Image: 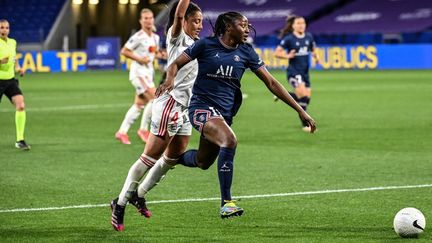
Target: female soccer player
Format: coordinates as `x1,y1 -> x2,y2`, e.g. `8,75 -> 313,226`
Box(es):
0,19 -> 30,150
274,16 -> 320,132
152,12 -> 316,218
115,8 -> 161,145
110,0 -> 203,231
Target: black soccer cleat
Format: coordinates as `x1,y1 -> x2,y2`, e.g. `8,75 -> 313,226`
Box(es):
128,191 -> 152,218
15,140 -> 31,150
110,198 -> 125,231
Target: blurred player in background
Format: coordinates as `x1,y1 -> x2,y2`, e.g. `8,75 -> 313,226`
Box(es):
115,8 -> 161,145
110,0 -> 202,231
274,16 -> 320,132
0,19 -> 30,150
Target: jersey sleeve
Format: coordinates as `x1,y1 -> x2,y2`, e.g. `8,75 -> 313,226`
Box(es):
168,26 -> 186,46
278,36 -> 291,50
124,34 -> 140,50
183,38 -> 205,60
247,45 -> 265,72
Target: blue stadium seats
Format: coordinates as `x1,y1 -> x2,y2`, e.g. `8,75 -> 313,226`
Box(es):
0,0 -> 66,43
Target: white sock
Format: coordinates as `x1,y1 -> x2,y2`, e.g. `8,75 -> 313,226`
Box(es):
137,155 -> 176,197
117,154 -> 157,206
140,101 -> 153,131
119,104 -> 142,134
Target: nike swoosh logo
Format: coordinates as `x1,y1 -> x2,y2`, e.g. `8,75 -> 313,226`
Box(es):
413,220 -> 425,231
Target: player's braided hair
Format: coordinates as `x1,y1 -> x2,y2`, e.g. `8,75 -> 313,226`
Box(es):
212,11 -> 256,38
279,15 -> 303,39
165,1 -> 201,34
213,11 -> 243,37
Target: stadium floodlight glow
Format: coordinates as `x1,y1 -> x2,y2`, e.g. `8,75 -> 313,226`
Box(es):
72,0 -> 83,4
119,0 -> 128,4
130,0 -> 140,4
89,0 -> 99,5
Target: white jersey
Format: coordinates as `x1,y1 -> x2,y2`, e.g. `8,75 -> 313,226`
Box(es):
166,27 -> 198,107
125,29 -> 160,81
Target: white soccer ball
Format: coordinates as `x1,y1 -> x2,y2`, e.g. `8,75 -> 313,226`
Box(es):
393,207 -> 426,238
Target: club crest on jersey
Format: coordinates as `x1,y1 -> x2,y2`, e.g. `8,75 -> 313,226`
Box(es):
233,55 -> 240,62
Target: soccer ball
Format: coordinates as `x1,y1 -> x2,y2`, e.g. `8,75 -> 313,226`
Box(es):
393,207 -> 426,238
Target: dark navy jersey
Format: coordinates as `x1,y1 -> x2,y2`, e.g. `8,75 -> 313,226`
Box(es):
279,32 -> 315,77
184,36 -> 264,118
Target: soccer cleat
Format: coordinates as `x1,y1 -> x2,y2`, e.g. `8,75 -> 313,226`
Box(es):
220,200 -> 244,219
15,140 -> 30,150
137,129 -> 150,143
115,132 -> 131,145
128,191 -> 152,218
273,95 -> 279,102
110,198 -> 125,231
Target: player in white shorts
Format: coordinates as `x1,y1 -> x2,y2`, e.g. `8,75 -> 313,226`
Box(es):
115,8 -> 162,145
110,0 -> 203,231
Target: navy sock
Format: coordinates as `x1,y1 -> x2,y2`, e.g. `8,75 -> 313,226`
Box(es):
298,96 -> 310,127
217,147 -> 236,206
289,92 -> 298,101
177,150 -> 198,167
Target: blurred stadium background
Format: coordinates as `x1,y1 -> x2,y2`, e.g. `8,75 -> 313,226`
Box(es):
3,0 -> 431,71
1,0 -> 432,242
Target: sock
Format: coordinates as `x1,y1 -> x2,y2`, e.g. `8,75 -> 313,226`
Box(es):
119,105 -> 142,134
177,149 -> 198,167
117,154 -> 157,206
217,147 -> 236,206
15,110 -> 26,141
297,96 -> 310,127
289,92 -> 298,101
137,155 -> 176,197
140,101 -> 153,131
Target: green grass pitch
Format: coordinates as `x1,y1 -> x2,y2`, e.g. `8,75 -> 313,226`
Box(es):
0,69 -> 431,242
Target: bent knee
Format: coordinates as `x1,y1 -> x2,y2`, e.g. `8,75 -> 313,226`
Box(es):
16,104 -> 25,111
197,161 -> 212,170
221,135 -> 237,148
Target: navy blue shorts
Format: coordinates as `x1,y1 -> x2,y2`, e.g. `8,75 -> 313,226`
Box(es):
0,78 -> 23,103
288,73 -> 311,88
188,100 -> 232,133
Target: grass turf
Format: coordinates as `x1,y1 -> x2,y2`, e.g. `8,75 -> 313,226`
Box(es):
0,69 -> 431,242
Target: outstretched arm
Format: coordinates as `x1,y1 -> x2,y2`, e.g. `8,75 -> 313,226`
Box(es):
171,0 -> 190,38
155,53 -> 191,97
254,66 -> 316,132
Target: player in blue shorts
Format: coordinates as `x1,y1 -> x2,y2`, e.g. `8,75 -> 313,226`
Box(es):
156,12 -> 316,218
274,16 -> 321,132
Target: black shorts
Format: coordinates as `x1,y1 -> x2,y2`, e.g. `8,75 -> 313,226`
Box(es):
288,73 -> 311,88
0,78 -> 23,103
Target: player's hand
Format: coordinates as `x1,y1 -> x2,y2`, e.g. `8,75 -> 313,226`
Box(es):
299,111 -> 317,133
138,56 -> 150,65
155,79 -> 174,97
287,50 -> 296,59
18,68 -> 25,77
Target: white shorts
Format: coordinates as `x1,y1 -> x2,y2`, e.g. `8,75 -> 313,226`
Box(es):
131,76 -> 155,95
150,93 -> 192,137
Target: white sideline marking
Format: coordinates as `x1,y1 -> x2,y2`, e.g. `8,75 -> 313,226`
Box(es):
0,103 -> 130,112
1,184 -> 431,213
